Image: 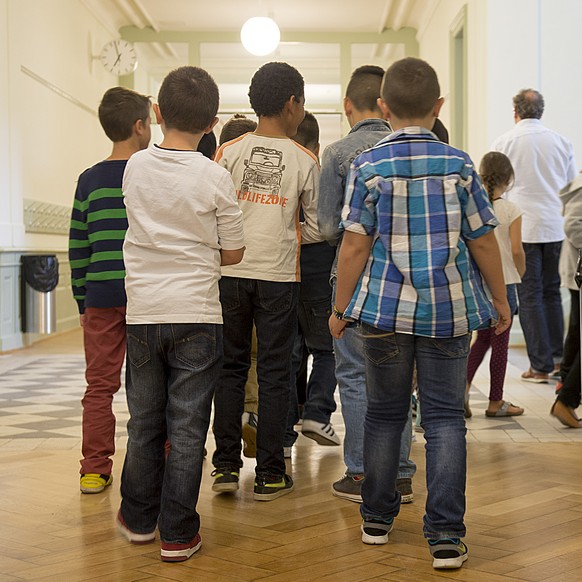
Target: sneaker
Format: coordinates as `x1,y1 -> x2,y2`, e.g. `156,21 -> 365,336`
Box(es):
80,473 -> 113,494
161,533 -> 202,562
396,477 -> 414,503
301,419 -> 341,446
211,468 -> 239,492
283,446 -> 292,458
116,511 -> 156,545
550,367 -> 562,381
361,517 -> 394,545
429,538 -> 468,569
254,474 -> 294,501
241,412 -> 258,458
332,473 -> 363,503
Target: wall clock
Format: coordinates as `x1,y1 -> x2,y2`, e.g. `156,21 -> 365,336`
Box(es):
100,39 -> 138,76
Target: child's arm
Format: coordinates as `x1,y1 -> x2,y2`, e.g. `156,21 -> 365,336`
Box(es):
220,248 -> 245,266
318,146 -> 344,243
509,216 -> 526,277
466,231 -> 511,334
68,179 -> 89,317
329,231 -> 373,339
300,163 -> 323,244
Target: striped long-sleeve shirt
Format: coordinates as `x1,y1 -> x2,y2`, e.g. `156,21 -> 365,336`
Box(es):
68,160 -> 128,314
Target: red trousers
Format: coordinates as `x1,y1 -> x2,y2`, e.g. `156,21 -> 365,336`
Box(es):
80,307 -> 126,475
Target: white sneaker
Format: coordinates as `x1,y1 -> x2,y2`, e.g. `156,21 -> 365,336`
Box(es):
301,419 -> 340,446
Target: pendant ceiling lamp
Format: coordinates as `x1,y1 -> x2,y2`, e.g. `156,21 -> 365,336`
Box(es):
240,16 -> 280,56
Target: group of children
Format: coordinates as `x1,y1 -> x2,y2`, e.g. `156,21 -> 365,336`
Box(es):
69,56 -> 526,569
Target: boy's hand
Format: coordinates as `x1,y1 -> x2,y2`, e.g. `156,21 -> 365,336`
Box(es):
329,314 -> 348,339
492,298 -> 511,335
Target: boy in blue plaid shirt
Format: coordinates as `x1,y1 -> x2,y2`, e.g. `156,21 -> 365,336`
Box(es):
329,57 -> 510,570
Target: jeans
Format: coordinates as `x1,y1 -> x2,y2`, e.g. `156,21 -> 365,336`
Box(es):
518,242 -> 564,373
285,246 -> 337,445
120,323 -> 221,543
332,282 -> 415,478
359,324 -> 470,540
81,306 -> 126,475
213,277 -> 299,477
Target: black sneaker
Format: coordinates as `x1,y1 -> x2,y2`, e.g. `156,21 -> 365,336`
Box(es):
361,517 -> 394,545
211,468 -> 239,492
429,538 -> 468,569
396,477 -> 414,503
332,472 -> 363,503
253,474 -> 294,501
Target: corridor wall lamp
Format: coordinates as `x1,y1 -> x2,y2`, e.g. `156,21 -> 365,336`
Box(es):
240,16 -> 280,56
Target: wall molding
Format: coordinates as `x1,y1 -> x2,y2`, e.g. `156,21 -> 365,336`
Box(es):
21,66 -> 97,117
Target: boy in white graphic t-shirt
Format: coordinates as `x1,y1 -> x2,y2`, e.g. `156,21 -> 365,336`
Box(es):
211,61 -> 321,501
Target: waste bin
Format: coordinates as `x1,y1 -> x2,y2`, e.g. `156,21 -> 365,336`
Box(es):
21,255 -> 59,334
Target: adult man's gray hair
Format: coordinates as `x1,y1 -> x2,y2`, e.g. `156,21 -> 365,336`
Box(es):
513,89 -> 544,120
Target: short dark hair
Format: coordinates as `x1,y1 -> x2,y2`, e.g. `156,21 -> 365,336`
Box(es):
197,132 -> 217,159
293,111 -> 319,152
98,87 -> 150,142
219,113 -> 257,145
249,62 -> 304,117
513,89 -> 544,119
382,57 -> 440,119
479,151 -> 515,202
346,65 -> 384,113
158,66 -> 219,132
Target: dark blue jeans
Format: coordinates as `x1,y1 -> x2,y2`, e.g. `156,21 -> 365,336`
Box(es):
518,242 -> 564,373
285,244 -> 337,446
120,323 -> 221,544
213,277 -> 299,477
359,324 -> 470,540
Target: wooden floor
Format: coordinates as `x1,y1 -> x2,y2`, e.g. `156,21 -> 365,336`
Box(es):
1,330 -> 582,581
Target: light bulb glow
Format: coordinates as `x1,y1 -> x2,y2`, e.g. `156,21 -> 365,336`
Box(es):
240,17 -> 280,56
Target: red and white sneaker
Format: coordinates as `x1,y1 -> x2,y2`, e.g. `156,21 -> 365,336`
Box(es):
161,533 -> 202,562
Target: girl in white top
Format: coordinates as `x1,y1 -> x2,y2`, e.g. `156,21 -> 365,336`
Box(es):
465,152 -> 526,417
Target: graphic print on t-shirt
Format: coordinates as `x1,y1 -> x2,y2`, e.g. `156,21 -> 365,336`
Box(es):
241,146 -> 285,196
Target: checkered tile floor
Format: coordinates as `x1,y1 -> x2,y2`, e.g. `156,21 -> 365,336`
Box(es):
0,356 -> 128,448
0,350 -> 580,451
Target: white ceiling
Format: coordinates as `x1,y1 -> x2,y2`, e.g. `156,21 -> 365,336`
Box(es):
84,0 -> 433,35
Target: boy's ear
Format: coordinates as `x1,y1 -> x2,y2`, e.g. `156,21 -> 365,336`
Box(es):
134,116 -> 148,136
432,97 -> 445,117
378,98 -> 391,120
204,116 -> 219,134
433,97 -> 445,117
343,97 -> 352,118
153,103 -> 163,125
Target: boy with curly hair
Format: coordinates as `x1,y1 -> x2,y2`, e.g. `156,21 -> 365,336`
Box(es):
212,62 -> 321,500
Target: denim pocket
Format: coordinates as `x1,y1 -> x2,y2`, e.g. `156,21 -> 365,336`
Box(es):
361,323 -> 399,365
428,334 -> 470,358
219,277 -> 240,313
126,325 -> 150,368
173,324 -> 221,371
303,298 -> 332,350
257,281 -> 297,313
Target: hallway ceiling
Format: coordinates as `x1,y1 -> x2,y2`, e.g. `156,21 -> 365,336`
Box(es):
85,0 -> 433,35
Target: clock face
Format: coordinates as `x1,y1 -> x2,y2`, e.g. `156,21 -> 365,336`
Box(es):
100,40 -> 138,76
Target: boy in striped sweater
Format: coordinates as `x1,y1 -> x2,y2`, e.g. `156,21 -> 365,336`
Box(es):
68,87 -> 151,494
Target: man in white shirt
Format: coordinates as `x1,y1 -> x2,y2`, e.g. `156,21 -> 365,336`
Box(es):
493,89 -> 577,382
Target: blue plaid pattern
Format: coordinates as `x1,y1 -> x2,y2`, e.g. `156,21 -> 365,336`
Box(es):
341,127 -> 498,338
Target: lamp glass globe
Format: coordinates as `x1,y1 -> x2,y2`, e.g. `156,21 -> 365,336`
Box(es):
240,17 -> 280,56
